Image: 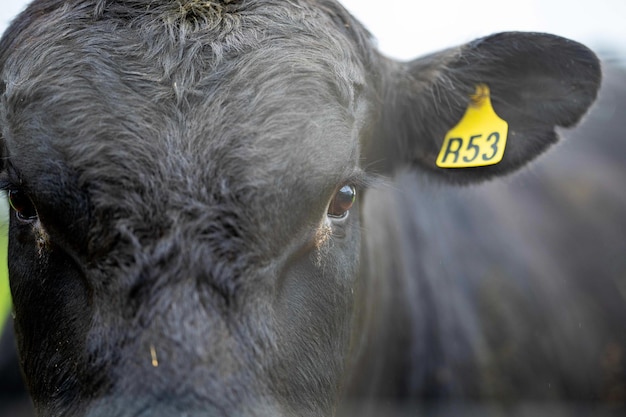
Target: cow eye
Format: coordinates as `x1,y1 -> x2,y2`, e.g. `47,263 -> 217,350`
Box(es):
327,185 -> 356,219
8,189 -> 38,223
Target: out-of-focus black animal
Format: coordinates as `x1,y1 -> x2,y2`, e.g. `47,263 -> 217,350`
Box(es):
345,62 -> 626,416
0,1 -> 622,416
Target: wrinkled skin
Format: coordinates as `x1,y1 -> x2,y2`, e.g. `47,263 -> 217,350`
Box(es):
0,1 -> 614,416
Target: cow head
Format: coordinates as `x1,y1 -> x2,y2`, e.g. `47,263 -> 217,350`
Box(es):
0,1 -> 600,416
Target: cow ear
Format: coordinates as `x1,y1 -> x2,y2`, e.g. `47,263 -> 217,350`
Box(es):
365,32 -> 601,184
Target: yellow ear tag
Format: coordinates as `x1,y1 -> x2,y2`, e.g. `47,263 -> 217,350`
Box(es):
436,84 -> 508,168
0,194 -> 10,336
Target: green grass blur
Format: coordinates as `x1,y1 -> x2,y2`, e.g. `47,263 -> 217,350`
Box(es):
0,196 -> 10,336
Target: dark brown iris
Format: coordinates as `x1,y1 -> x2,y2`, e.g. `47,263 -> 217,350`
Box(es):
328,185 -> 356,218
8,189 -> 38,222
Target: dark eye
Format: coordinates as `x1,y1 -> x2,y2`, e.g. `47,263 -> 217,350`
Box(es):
327,185 -> 356,219
8,189 -> 38,223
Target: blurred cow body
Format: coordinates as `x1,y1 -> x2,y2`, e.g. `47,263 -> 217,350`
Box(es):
346,64 -> 626,416
0,1 -> 622,416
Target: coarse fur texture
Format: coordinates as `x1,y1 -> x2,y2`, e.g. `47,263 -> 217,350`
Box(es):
0,1 -> 618,416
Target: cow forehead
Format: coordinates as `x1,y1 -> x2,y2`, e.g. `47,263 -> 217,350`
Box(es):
2,2 -> 366,151
0,0 -> 369,254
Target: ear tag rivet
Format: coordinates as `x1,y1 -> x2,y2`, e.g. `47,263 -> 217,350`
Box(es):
436,84 -> 508,168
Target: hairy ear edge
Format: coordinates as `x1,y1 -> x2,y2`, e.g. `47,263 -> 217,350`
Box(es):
366,32 -> 601,185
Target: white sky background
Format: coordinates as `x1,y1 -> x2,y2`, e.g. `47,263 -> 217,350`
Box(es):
341,0 -> 626,61
0,0 -> 625,61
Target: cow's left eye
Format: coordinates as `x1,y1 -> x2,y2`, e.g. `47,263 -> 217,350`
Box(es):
328,185 -> 356,219
8,189 -> 38,223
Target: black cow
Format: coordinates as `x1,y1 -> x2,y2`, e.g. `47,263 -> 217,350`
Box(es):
0,0 -> 622,416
